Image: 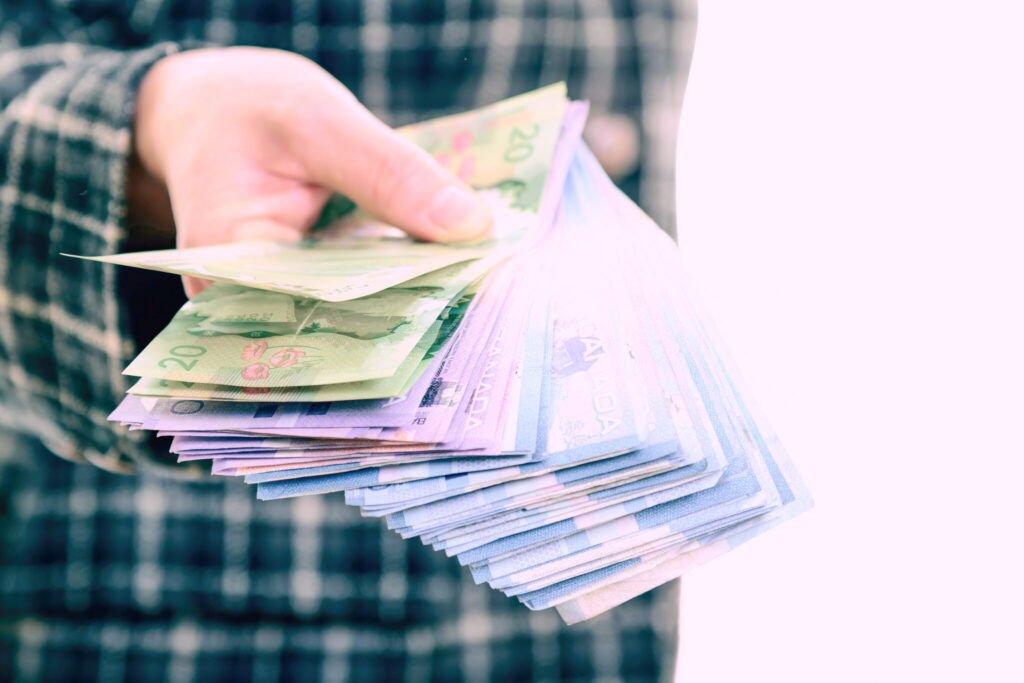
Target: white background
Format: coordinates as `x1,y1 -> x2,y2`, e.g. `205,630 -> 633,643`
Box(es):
672,2 -> 1024,681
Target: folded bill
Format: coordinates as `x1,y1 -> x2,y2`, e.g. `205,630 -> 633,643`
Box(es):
124,261 -> 473,387
71,83 -> 569,300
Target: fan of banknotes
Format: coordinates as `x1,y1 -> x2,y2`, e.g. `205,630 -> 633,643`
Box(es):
79,84 -> 811,624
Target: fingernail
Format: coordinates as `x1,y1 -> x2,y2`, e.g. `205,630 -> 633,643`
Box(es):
427,185 -> 492,239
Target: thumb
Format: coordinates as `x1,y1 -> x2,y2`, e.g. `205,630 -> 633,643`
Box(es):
295,98 -> 493,243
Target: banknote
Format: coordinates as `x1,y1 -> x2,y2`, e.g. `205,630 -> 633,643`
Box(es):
508,497 -> 772,605
400,329 -> 708,545
335,199 -> 651,515
373,441 -> 681,532
531,491 -> 787,611
490,492 -> 774,600
395,82 -> 567,217
127,344 -> 427,401
341,216 -> 644,510
438,460 -> 722,559
170,434 -> 373,452
458,156 -> 775,582
407,151 -> 742,568
250,317 -> 521,500
247,249 -> 544,494
408,224 -> 719,554
110,393 -> 419,431
125,288 -> 474,402
73,84 -> 569,300
98,95 -> 812,628
547,151 -> 812,621
124,260 -> 476,387
347,433 -> 666,515
394,451 -> 687,540
247,452 -> 534,495
74,236 -> 493,303
244,452 -> 531,484
475,470 -> 775,588
370,148 -> 806,618
211,448 -> 468,477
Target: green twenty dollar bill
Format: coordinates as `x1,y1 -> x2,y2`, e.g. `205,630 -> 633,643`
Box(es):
75,237 -> 492,303
125,260 -> 475,387
127,284 -> 476,401
128,320 -> 439,402
394,82 -> 567,215
69,83 -> 568,302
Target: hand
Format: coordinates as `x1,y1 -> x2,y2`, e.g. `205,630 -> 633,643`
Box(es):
132,47 -> 493,297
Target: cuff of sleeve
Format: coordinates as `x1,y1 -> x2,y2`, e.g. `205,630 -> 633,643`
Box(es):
0,42 -> 205,476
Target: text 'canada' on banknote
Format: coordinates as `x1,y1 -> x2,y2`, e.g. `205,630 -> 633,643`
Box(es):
67,83 -> 568,302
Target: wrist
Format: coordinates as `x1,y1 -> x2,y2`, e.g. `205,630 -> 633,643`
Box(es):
128,54 -> 184,249
134,52 -> 181,183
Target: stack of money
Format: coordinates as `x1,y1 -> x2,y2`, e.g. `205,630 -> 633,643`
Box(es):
79,84 -> 811,624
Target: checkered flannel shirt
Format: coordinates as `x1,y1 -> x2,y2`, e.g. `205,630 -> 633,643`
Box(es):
0,1 -> 695,681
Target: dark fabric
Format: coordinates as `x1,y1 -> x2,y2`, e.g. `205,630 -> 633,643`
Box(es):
0,2 -> 694,680
0,437 -> 680,682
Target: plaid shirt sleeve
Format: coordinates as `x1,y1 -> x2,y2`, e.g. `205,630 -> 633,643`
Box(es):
0,3 -> 692,681
0,41 -> 189,474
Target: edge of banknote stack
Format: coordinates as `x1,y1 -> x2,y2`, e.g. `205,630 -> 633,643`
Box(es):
74,83 -> 813,625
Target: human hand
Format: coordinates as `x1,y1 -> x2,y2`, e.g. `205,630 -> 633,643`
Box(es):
132,47 -> 493,297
